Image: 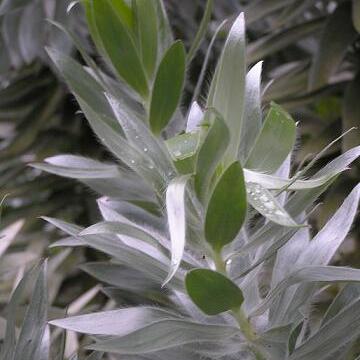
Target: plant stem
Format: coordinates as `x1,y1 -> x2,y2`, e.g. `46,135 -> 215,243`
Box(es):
213,251 -> 267,360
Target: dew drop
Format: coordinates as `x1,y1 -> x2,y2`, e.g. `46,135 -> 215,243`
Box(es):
143,147 -> 148,152
264,201 -> 275,210
174,150 -> 182,157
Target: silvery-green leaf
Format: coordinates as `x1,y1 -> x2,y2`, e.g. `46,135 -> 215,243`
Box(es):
186,102 -> 203,133
77,98 -> 165,194
32,155 -> 120,179
13,262 -> 48,360
50,307 -> 179,336
309,2 -> 358,90
80,221 -> 164,255
295,184 -> 360,267
255,325 -> 291,359
243,145 -> 360,190
163,175 -> 191,286
252,266 -> 360,317
86,320 -> 240,354
0,252 -> 37,277
289,298 -> 360,360
245,102 -> 296,173
80,232 -> 183,288
37,325 -> 50,360
154,0 -> 173,57
238,61 -> 263,162
247,182 -> 300,227
207,12 -> 246,164
195,113 -> 229,201
0,263 -> 39,359
80,263 -> 169,305
33,155 -> 154,201
105,92 -> 176,182
272,227 -> 311,286
0,220 -> 24,257
46,47 -> 114,120
321,284 -> 360,326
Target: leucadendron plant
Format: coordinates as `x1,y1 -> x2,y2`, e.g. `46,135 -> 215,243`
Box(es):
33,0 -> 360,359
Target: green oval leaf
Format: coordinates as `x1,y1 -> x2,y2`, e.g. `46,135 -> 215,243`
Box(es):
245,102 -> 296,173
149,40 -> 186,134
205,162 -> 247,252
185,269 -> 244,315
92,0 -> 149,97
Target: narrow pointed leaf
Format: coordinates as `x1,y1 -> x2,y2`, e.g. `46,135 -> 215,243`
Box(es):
185,269 -> 244,315
238,61 -> 263,162
186,101 -> 203,133
205,162 -> 247,251
105,92 -> 176,182
134,0 -> 158,77
289,298 -> 360,360
252,266 -> 360,317
87,319 -> 239,354
49,307 -> 179,336
195,113 -> 229,201
80,221 -> 162,252
163,175 -> 191,286
208,13 -> 246,164
14,262 -> 48,360
295,184 -> 360,267
92,0 -> 148,97
149,40 -> 186,134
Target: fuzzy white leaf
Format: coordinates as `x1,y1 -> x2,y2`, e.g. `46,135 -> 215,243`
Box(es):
163,176 -> 191,286
208,12 -> 246,164
87,320 -> 240,354
0,220 -> 24,257
238,61 -> 263,162
289,298 -> 360,360
252,266 -> 360,316
186,101 -> 203,133
50,307 -> 179,336
295,184 -> 360,267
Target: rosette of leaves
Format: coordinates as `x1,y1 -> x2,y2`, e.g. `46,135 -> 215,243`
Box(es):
33,1 -> 360,359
